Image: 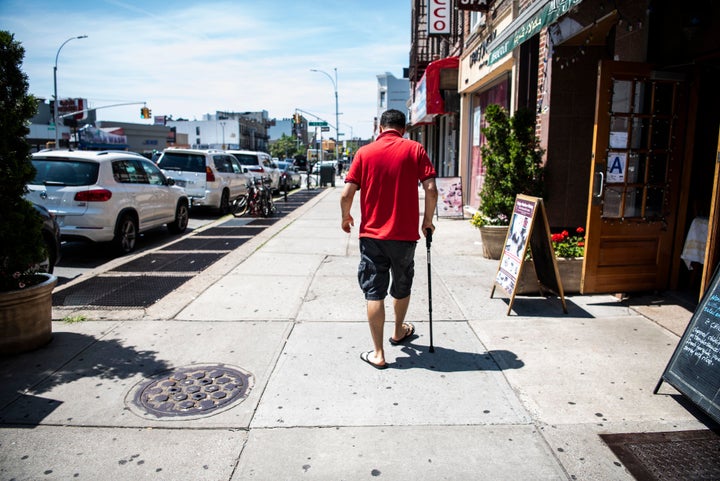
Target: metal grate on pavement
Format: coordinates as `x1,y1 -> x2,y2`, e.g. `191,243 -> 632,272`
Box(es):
111,252 -> 226,273
53,275 -> 192,308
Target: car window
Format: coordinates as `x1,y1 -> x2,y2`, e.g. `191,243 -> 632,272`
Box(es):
229,157 -> 243,174
213,155 -> 233,173
232,153 -> 259,166
113,159 -> 149,184
158,153 -> 206,172
31,159 -> 99,186
139,159 -> 166,186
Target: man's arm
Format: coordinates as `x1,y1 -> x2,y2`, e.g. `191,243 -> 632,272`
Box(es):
340,182 -> 358,233
421,177 -> 438,237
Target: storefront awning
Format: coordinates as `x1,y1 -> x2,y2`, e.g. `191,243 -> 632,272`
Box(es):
487,0 -> 584,65
410,56 -> 459,125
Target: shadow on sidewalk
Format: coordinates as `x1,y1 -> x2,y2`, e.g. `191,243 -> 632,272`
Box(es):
391,345 -> 524,372
0,332 -> 171,426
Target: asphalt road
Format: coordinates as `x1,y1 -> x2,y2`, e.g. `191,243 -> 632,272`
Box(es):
53,211 -> 222,287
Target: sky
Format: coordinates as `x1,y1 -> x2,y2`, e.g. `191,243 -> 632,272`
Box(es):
0,0 -> 412,140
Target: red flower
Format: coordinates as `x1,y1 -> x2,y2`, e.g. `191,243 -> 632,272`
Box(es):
576,227 -> 584,234
578,241 -> 585,247
551,233 -> 564,243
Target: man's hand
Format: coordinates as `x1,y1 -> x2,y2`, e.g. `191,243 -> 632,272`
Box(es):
342,215 -> 354,233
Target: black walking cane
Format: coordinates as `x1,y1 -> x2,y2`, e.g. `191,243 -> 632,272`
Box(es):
425,228 -> 435,353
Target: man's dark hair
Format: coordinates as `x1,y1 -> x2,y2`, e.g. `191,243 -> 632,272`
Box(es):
380,109 -> 406,130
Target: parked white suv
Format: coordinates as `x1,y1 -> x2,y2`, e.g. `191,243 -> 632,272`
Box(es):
26,150 -> 189,254
227,150 -> 280,191
156,148 -> 250,214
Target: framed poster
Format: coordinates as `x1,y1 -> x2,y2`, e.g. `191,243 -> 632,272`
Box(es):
436,177 -> 464,218
491,195 -> 567,314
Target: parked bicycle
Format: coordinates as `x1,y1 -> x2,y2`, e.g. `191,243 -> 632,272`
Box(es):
231,175 -> 277,218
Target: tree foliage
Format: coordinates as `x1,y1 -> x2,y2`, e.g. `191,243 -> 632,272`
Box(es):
0,30 -> 45,291
477,104 -> 545,226
270,134 -> 302,160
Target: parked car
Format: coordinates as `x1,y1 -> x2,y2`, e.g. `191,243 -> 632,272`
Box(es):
156,148 -> 250,214
227,150 -> 280,191
33,203 -> 61,273
26,150 -> 189,255
276,161 -> 302,190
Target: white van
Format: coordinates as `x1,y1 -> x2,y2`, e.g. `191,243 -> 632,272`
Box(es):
227,150 -> 280,191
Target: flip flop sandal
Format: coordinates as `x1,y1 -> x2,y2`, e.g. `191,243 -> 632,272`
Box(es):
389,322 -> 415,346
360,351 -> 388,370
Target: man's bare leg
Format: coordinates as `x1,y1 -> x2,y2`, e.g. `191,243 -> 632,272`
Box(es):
366,299 -> 386,365
392,295 -> 411,340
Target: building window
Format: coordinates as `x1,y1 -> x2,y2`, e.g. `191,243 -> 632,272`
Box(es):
470,11 -> 485,31
379,91 -> 386,108
196,127 -> 200,135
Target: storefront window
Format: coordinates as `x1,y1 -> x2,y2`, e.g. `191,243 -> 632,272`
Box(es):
467,78 -> 510,208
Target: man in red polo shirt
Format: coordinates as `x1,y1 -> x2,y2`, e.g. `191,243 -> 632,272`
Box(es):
340,109 -> 438,369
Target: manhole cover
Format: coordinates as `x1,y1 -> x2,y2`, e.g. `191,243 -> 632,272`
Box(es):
127,364 -> 254,419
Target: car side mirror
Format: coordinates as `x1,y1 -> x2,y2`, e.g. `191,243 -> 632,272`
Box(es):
166,177 -> 176,186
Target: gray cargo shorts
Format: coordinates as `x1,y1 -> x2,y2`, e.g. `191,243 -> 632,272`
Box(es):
358,237 -> 417,301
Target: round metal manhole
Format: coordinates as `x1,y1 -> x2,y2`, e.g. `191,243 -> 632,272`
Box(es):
127,364 -> 254,420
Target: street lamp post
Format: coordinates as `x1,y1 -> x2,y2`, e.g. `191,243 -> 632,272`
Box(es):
53,35 -> 88,149
219,121 -> 226,149
310,68 -> 339,161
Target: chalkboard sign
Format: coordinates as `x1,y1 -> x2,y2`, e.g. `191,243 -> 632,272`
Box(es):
656,267 -> 720,424
491,195 -> 567,314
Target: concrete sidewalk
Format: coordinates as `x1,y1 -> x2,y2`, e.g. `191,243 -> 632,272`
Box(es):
0,186 -> 708,480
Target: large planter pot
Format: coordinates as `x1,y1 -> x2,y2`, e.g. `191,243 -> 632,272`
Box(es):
516,257 -> 583,295
0,273 -> 57,356
478,225 -> 509,260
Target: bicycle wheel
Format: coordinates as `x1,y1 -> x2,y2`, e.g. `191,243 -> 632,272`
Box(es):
231,195 -> 248,217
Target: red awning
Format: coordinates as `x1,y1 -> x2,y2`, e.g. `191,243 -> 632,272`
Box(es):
411,56 -> 459,125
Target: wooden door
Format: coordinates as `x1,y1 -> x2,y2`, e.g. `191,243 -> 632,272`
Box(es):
701,127 -> 720,296
582,61 -> 687,293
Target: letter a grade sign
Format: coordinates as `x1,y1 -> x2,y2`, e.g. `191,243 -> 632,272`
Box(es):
429,0 -> 450,35
606,153 -> 626,183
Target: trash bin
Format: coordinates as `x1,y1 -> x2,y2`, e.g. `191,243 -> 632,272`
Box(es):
320,165 -> 335,187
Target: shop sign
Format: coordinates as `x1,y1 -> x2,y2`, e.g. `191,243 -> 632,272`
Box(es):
458,0 -> 492,12
468,29 -> 497,68
488,0 -> 584,65
428,0 -> 450,35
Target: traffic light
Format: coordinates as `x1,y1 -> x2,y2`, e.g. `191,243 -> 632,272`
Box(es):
140,107 -> 151,119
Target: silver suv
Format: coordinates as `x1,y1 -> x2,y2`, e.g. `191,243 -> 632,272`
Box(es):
156,148 -> 250,214
227,150 -> 280,192
26,150 -> 189,254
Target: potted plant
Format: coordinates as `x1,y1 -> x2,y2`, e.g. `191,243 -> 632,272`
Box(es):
0,31 -> 58,355
471,104 -> 545,259
517,227 -> 586,294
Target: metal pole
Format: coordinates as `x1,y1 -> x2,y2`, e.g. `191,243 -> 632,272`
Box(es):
53,35 -> 87,149
310,68 -> 340,161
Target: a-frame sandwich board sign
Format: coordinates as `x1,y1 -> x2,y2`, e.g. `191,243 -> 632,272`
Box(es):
490,195 -> 568,315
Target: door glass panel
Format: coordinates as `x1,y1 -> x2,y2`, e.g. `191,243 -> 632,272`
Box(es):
603,186 -> 624,218
653,82 -> 674,115
651,117 -> 672,148
626,153 -> 642,184
610,116 -> 629,148
611,80 -> 634,113
624,188 -> 643,217
631,117 -> 650,149
645,187 -> 665,218
648,153 -> 667,184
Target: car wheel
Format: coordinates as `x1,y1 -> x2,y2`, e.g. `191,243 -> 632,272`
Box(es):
42,232 -> 58,273
168,201 -> 189,234
113,213 -> 138,255
219,189 -> 230,215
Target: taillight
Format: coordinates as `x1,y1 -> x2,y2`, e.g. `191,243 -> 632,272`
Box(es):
206,166 -> 216,182
75,189 -> 112,202
257,167 -> 265,173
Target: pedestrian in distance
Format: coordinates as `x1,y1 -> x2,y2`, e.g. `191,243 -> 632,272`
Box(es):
340,109 -> 438,369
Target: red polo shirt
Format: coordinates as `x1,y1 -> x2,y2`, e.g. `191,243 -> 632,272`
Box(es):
345,130 -> 436,241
